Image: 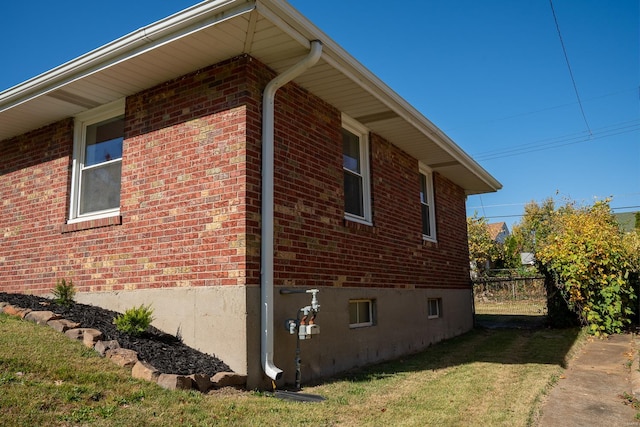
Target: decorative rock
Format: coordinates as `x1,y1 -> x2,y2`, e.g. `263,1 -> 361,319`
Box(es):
64,328 -> 103,347
3,304 -> 32,318
47,318 -> 81,333
17,308 -> 32,319
64,328 -> 85,340
211,372 -> 247,388
157,373 -> 193,391
94,340 -> 120,356
132,360 -> 160,382
0,301 -> 238,395
189,373 -> 213,393
105,348 -> 138,368
82,329 -> 103,348
2,304 -> 18,316
24,310 -> 62,325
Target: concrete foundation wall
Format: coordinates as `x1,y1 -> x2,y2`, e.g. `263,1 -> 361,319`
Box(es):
75,286 -> 249,375
267,286 -> 474,386
76,285 -> 472,389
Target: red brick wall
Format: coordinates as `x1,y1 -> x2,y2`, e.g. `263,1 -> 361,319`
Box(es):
0,119 -> 74,292
0,56 -> 268,295
0,55 -> 470,296
270,82 -> 471,290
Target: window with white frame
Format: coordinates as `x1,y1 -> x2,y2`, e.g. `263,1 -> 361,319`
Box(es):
349,299 -> 375,328
428,298 -> 442,319
69,99 -> 125,223
342,115 -> 371,223
419,166 -> 436,240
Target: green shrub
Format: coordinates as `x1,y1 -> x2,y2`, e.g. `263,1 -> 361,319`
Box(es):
537,200 -> 637,335
113,305 -> 154,336
52,279 -> 76,306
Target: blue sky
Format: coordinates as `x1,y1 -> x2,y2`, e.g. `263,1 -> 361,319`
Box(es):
2,1 -> 638,229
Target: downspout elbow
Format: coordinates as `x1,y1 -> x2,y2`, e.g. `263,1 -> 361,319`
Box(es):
261,40 -> 323,382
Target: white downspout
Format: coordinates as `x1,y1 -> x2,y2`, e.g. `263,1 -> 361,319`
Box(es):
261,40 -> 323,381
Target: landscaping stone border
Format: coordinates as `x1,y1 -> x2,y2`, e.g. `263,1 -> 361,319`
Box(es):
0,301 -> 246,393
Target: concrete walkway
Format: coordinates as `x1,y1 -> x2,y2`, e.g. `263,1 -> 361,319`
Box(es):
537,333 -> 640,426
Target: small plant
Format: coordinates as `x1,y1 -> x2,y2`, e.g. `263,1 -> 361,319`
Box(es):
620,391 -> 640,420
52,279 -> 76,306
113,305 -> 154,336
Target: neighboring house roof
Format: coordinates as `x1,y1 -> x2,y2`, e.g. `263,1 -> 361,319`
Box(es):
486,222 -> 509,243
614,212 -> 639,233
0,0 -> 501,195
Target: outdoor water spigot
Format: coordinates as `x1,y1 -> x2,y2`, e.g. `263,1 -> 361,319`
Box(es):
306,288 -> 320,312
296,290 -> 320,339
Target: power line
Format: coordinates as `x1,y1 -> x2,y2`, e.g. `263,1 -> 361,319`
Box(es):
444,87 -> 635,133
472,119 -> 639,158
549,0 -> 592,135
471,119 -> 640,161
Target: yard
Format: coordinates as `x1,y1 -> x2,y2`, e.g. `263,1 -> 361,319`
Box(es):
0,311 -> 583,426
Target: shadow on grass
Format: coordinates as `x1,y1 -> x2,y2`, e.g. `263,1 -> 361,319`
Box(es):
475,313 -> 548,330
325,315 -> 582,385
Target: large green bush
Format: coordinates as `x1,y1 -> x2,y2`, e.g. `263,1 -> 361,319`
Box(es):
537,200 -> 637,335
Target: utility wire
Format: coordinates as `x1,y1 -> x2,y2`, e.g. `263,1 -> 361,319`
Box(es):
444,87 -> 635,133
472,119 -> 640,158
472,119 -> 640,161
549,0 -> 592,135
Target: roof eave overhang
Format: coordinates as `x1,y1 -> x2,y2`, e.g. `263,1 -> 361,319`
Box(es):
0,0 -> 256,114
0,0 -> 501,195
259,0 -> 501,194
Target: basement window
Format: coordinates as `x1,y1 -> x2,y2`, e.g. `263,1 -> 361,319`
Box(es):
428,298 -> 442,319
349,299 -> 375,328
69,99 -> 125,224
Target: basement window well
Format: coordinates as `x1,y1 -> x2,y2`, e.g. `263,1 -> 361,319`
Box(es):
428,298 -> 442,319
349,299 -> 375,328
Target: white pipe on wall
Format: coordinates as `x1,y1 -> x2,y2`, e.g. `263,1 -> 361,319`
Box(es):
260,40 -> 323,381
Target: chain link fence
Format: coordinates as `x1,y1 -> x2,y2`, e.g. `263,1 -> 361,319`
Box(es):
473,276 -> 547,316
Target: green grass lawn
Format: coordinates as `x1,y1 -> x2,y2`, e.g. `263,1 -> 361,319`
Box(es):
474,299 -> 547,316
0,312 -> 584,426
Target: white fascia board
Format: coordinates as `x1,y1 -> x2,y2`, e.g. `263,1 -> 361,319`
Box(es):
259,0 -> 501,193
0,0 -> 256,114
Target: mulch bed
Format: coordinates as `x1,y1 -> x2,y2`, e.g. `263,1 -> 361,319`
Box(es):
0,292 -> 230,377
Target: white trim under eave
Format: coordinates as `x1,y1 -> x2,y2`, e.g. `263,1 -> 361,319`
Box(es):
0,0 -> 256,114
260,0 -> 501,193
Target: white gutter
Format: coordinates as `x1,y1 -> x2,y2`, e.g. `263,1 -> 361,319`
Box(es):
261,40 -> 323,381
260,0 -> 501,193
0,0 -> 255,113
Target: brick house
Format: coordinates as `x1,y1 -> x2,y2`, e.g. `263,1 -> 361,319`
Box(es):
0,0 -> 501,388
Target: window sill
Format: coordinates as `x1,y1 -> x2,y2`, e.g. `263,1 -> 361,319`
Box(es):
349,323 -> 374,329
344,217 -> 376,233
61,215 -> 122,233
422,236 -> 438,246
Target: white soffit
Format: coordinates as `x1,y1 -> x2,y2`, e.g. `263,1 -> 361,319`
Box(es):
0,0 -> 501,194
